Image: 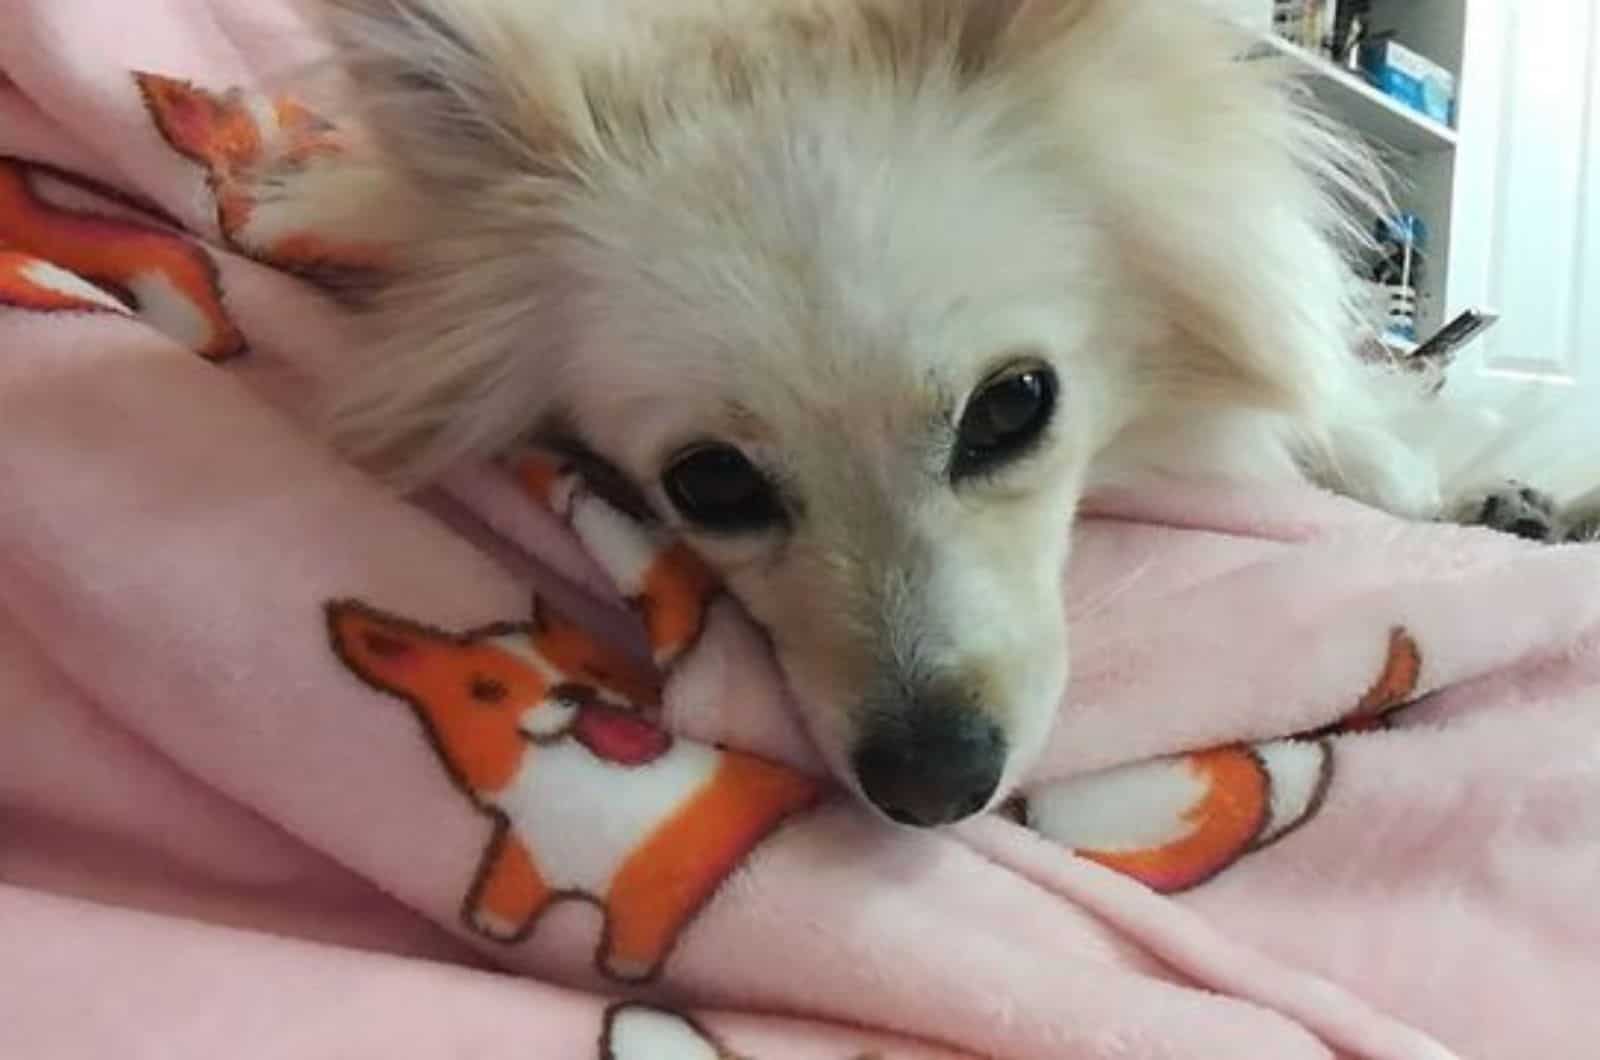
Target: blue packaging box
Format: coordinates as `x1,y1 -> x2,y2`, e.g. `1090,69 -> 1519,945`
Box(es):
1360,39 -> 1456,127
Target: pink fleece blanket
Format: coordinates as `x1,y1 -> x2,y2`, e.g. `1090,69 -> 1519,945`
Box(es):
4,3 -> 1600,1058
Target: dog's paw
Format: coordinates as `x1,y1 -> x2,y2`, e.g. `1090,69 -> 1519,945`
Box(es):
1448,481 -> 1561,542
1562,504 -> 1600,543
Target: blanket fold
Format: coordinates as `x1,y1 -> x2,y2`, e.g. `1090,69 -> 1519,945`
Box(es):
3,4 -> 1599,1057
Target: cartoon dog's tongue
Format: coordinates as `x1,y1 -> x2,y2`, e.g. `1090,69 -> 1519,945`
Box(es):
572,704 -> 673,766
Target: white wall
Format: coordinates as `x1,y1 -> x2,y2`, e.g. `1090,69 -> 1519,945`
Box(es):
1450,2 -> 1600,385
1442,0 -> 1600,481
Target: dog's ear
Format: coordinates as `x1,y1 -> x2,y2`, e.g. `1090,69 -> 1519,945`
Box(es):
323,0 -> 579,188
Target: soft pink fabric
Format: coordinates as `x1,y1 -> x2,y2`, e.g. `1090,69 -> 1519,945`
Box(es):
2,3 -> 1598,1057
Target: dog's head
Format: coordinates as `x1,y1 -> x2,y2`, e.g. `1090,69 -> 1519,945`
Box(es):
318,0 -> 1375,825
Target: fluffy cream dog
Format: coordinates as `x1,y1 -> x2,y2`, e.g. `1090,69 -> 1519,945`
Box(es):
303,0 -> 1458,827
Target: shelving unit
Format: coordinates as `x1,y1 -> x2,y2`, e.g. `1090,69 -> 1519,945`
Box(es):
1254,34 -> 1458,154
1220,1 -> 1471,344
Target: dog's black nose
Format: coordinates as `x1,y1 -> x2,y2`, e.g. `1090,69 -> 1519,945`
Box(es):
851,699 -> 1006,827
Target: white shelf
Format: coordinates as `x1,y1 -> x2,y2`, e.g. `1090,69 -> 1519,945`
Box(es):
1253,34 -> 1459,154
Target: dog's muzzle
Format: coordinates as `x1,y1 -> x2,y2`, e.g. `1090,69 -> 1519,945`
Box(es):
850,696 -> 1006,827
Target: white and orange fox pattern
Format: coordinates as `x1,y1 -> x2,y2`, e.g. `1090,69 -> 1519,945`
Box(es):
328,451 -> 822,982
1018,628 -> 1423,893
0,73 -> 383,361
136,73 -> 388,281
0,245 -> 130,316
511,449 -> 720,669
598,1001 -> 890,1060
0,158 -> 245,358
600,1003 -> 742,1060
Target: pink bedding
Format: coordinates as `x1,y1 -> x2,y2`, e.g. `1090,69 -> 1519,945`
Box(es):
3,3 -> 1599,1056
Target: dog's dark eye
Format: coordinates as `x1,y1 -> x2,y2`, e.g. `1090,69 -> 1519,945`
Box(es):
662,444 -> 784,532
952,364 -> 1057,480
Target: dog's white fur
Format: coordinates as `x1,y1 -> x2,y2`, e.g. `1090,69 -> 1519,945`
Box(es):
298,0 -> 1457,818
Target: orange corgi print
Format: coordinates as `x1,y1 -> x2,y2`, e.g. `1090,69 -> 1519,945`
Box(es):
512,450 -> 720,667
638,541 -> 721,667
1070,747 -> 1272,893
1021,627 -> 1421,893
598,1001 -> 889,1060
0,248 -> 130,315
525,599 -> 665,711
0,158 -> 243,359
327,598 -> 821,981
600,1002 -> 744,1060
137,73 -> 388,277
1335,626 -> 1421,733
